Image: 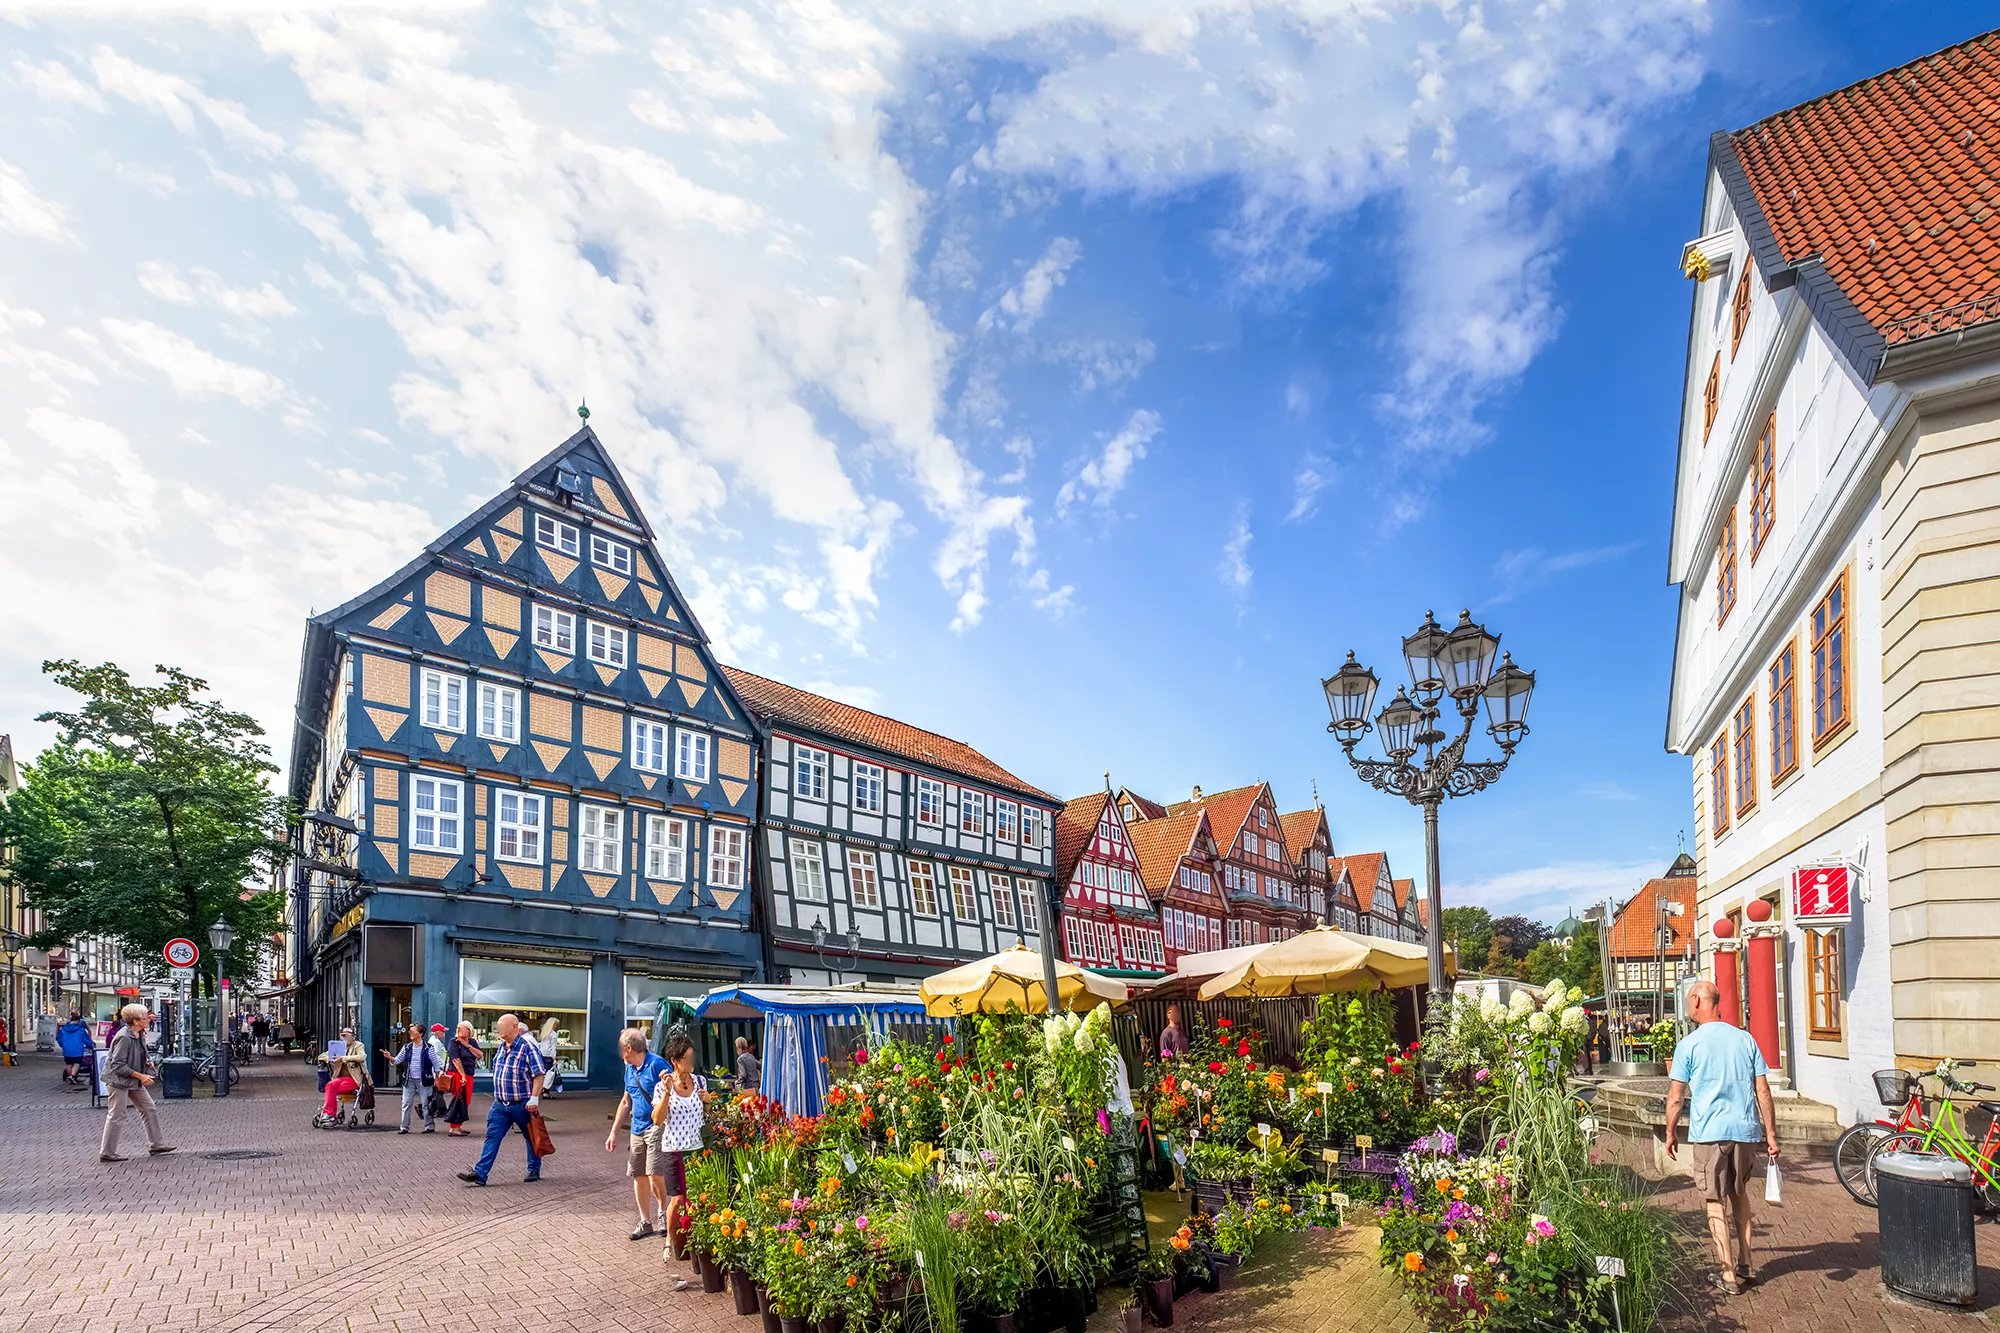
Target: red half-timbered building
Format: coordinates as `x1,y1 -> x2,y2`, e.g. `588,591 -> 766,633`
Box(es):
1053,790 -> 1164,975
1278,805 -> 1334,925
1159,783 -> 1312,945
1127,809 -> 1229,969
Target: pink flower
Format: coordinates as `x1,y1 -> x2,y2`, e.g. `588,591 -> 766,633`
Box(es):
854,1216 -> 869,1231
1485,1253 -> 1499,1264
1474,1068 -> 1490,1083
1532,1219 -> 1556,1239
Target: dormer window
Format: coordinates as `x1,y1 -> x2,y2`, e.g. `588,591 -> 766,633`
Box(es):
535,513 -> 580,557
589,533 -> 633,575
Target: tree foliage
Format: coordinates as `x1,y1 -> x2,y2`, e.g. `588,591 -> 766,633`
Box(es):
1439,905 -> 1493,967
0,661 -> 288,992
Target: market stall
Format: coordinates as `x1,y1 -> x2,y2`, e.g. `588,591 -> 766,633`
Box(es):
693,983 -> 950,1117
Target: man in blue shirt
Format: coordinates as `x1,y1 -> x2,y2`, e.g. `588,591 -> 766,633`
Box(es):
1664,980 -> 1781,1295
605,1027 -> 672,1240
457,1012 -> 549,1186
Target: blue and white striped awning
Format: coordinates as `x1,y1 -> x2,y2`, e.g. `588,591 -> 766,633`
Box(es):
693,984 -> 951,1116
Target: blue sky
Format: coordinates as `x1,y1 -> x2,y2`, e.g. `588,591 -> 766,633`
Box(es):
0,0 -> 1987,926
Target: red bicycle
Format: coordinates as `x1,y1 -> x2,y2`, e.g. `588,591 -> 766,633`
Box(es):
1834,1066 -> 1936,1206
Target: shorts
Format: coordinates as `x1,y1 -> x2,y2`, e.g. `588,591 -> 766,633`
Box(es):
626,1126 -> 663,1178
662,1149 -> 687,1197
1691,1140 -> 1760,1203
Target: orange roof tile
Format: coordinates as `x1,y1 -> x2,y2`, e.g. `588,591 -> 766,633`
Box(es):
1277,808 -> 1329,865
1336,852 -> 1386,905
1119,787 -> 1169,821
1726,31 -> 2000,348
1392,877 -> 1414,912
1164,782 -> 1267,853
720,666 -> 1055,802
1605,870 -> 1699,961
1127,809 -> 1211,898
1054,791 -> 1113,881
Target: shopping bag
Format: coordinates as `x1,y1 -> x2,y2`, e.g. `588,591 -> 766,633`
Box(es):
526,1108 -> 557,1157
1764,1158 -> 1783,1205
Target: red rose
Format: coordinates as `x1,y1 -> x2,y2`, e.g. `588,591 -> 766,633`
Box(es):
1246,1062 -> 1257,1072
854,1049 -> 868,1065
942,1034 -> 954,1044
1218,1019 -> 1232,1028
1208,1061 -> 1227,1074
1238,1041 -> 1250,1057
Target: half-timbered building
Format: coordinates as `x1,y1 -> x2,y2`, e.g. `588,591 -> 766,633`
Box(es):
1159,783 -> 1313,945
721,669 -> 1058,985
1278,805 -> 1335,925
1054,790 -> 1164,977
1127,809 -> 1229,970
284,424 -> 764,1088
1334,853 -> 1396,937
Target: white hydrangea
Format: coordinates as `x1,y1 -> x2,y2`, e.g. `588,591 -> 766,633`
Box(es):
1543,981 -> 1568,1010
1528,1010 -> 1551,1034
1479,998 -> 1505,1025
1043,1018 -> 1063,1053
1560,1006 -> 1588,1034
1508,990 -> 1536,1019
1073,1025 -> 1095,1054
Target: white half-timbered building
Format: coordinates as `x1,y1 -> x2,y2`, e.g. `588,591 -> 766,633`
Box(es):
721,668 -> 1059,984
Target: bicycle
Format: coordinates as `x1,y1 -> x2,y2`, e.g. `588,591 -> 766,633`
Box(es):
1862,1059 -> 2000,1212
191,1046 -> 243,1088
1833,1066 -> 1931,1206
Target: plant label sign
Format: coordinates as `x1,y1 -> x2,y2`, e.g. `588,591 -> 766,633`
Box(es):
1316,1081 -> 1332,1095
1595,1256 -> 1626,1278
1329,1193 -> 1350,1207
1320,1148 -> 1339,1164
1172,1147 -> 1186,1166
840,1151 -> 857,1173
1354,1135 -> 1373,1150
1256,1122 -> 1270,1136
1061,1136 -> 1076,1153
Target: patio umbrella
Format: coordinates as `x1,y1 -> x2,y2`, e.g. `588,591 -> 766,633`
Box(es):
1196,927 -> 1456,1000
920,944 -> 1128,1017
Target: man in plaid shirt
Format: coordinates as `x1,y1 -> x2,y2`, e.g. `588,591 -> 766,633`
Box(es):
457,1013 -> 549,1186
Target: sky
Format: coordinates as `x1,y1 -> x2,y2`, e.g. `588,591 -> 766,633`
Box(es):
0,0 -> 1987,928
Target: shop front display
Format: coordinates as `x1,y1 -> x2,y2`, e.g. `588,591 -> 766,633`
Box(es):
459,956 -> 589,1077
623,974 -> 706,1045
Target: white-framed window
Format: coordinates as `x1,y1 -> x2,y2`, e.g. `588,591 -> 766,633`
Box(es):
533,605 -> 575,654
909,860 -> 939,916
535,512 -> 580,556
579,805 -> 622,873
948,866 -> 978,921
495,789 -> 543,864
410,775 -> 462,853
586,622 -> 628,667
1022,807 -> 1043,849
589,533 -> 632,574
1119,924 -> 1134,960
1063,916 -> 1080,959
959,794 -> 984,836
631,719 -> 669,773
789,841 -> 827,902
847,848 -> 880,908
645,815 -> 686,879
990,872 -> 1016,928
794,746 -> 828,800
1019,880 -> 1039,931
995,800 -> 1017,842
852,762 -> 884,814
917,778 -> 944,826
708,826 -> 745,889
477,682 -> 519,742
420,669 -> 465,732
676,730 -> 710,782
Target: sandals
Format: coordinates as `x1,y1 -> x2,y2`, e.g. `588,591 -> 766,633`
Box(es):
1710,1272 -> 1743,1297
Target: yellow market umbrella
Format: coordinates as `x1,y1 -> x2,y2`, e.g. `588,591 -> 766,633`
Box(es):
1196,927 -> 1456,1000
920,944 -> 1128,1016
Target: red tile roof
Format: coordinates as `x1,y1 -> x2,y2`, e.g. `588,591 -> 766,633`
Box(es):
1727,31 -> 2000,345
1054,791 -> 1113,881
1336,852 -> 1387,909
1127,809 -> 1211,898
1163,783 -> 1267,854
1119,787 -> 1169,821
720,666 -> 1056,802
1277,808 -> 1329,866
1391,877 -> 1414,913
1606,869 -> 1699,962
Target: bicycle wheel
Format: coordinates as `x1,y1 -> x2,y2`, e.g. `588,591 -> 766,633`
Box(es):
226,1062 -> 242,1087
1863,1130 -> 1932,1199
193,1062 -> 212,1084
1834,1123 -> 1890,1205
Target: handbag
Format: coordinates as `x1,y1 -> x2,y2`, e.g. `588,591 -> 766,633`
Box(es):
1764,1158 -> 1783,1205
526,1107 -> 556,1157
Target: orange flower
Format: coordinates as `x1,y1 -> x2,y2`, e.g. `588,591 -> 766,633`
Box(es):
847,1275 -> 859,1288
794,1239 -> 806,1256
1494,1292 -> 1509,1303
1171,1235 -> 1190,1251
1452,1188 -> 1466,1200
1403,1253 -> 1424,1273
1444,1230 -> 1458,1242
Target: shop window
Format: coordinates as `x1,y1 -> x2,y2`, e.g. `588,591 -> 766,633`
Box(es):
495,790 -> 543,864
990,872 -> 1016,928
459,956 -> 588,1077
847,848 -> 881,909
579,805 -> 622,873
410,775 -> 462,853
908,860 -> 939,916
789,840 -> 826,903
1806,929 -> 1843,1040
707,826 -> 746,890
645,815 -> 686,879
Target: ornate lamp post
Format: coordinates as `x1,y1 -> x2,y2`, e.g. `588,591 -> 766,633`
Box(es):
208,916 -> 236,1098
1323,609 -> 1536,999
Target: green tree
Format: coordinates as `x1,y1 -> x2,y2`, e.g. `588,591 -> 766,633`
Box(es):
1557,920 -> 1604,998
1440,905 -> 1494,967
1518,939 -> 1567,986
0,661 -> 287,992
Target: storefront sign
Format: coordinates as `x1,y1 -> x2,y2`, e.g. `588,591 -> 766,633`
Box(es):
329,903 -> 366,941
1789,861 -> 1855,926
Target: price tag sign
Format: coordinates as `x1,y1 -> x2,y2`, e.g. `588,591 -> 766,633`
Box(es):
914,1250 -> 926,1270
1320,1148 -> 1340,1164
1595,1256 -> 1626,1278
1287,1087 -> 1297,1105
1172,1147 -> 1186,1166
1061,1136 -> 1076,1153
1316,1081 -> 1332,1095
1256,1122 -> 1270,1136
1354,1135 -> 1373,1150
1329,1193 -> 1350,1207
841,1151 -> 857,1173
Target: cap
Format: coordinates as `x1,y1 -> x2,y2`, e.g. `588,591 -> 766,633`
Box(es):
430,1024 -> 447,1032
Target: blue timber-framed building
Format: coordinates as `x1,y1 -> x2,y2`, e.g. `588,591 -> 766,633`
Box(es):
283,424 -> 764,1085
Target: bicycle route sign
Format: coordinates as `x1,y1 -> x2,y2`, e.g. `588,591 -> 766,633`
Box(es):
163,938 -> 200,968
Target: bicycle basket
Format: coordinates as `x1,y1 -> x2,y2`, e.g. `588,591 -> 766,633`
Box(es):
1872,1068 -> 1916,1106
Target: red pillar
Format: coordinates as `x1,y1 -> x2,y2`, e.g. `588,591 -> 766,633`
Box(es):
1711,917 -> 1743,1028
1742,899 -> 1781,1068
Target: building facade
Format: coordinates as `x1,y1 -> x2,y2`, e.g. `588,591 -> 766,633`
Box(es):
1605,856 -> 1699,1013
0,735 -> 54,1046
1127,809 -> 1230,969
723,668 -> 1058,985
1667,36 -> 2000,1119
1156,783 -> 1314,945
284,425 -> 765,1086
1054,790 -> 1164,977
1278,806 -> 1334,925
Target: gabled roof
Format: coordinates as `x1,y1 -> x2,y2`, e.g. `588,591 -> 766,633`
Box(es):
0,733 -> 17,798
1392,877 -> 1414,913
1163,782 -> 1267,854
1127,809 -> 1213,898
1054,791 -> 1114,881
719,666 -> 1055,803
1338,852 -> 1389,908
1118,787 -> 1169,821
1607,866 -> 1699,961
1716,29 -> 2000,381
1277,808 -> 1329,865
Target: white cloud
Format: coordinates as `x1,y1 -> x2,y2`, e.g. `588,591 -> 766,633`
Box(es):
89,47 -> 284,154
138,260 -> 297,318
100,317 -> 290,406
1219,511 -> 1253,595
1044,336 -> 1154,392
14,57 -> 106,111
978,235 -> 1080,334
1447,858 -> 1663,924
1490,541 -> 1642,603
1025,566 -> 1074,616
1286,463 -> 1330,522
0,157 -> 74,243
1578,782 -> 1640,802
1055,407 -> 1158,516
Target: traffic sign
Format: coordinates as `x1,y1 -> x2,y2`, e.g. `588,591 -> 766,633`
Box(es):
163,938 -> 200,968
169,966 -> 194,983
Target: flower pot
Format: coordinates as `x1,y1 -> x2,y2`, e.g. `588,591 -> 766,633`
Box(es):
981,1313 -> 1018,1333
1143,1278 -> 1174,1327
815,1319 -> 842,1333
700,1256 -> 726,1294
729,1269 -> 757,1313
1121,1308 -> 1143,1333
780,1317 -> 810,1333
1208,1254 -> 1241,1292
757,1284 -> 782,1333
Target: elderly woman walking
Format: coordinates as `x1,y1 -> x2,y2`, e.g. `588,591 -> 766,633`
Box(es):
100,1005 -> 175,1163
444,1022 -> 482,1136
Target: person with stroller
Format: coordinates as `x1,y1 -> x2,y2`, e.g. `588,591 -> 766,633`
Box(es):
383,1023 -> 439,1134
57,1011 -> 94,1089
316,1032 -> 372,1127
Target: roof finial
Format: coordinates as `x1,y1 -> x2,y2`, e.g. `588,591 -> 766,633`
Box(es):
1103,770 -> 1112,793
1311,778 -> 1320,809
577,397 -> 590,423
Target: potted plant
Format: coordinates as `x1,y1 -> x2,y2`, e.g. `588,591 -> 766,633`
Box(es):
1137,1246 -> 1175,1327
1118,1286 -> 1143,1333
1207,1204 -> 1253,1290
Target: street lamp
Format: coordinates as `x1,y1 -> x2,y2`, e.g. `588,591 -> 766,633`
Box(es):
1323,609 -> 1536,999
208,916 -> 236,1099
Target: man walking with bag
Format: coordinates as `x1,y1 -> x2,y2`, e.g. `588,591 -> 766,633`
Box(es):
100,1005 -> 174,1162
457,1012 -> 548,1186
1664,980 -> 1780,1296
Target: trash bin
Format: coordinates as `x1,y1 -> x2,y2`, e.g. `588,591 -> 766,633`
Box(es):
1876,1151 -> 1978,1306
159,1055 -> 195,1100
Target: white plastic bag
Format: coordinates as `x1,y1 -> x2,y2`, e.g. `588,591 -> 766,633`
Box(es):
1765,1158 -> 1783,1205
